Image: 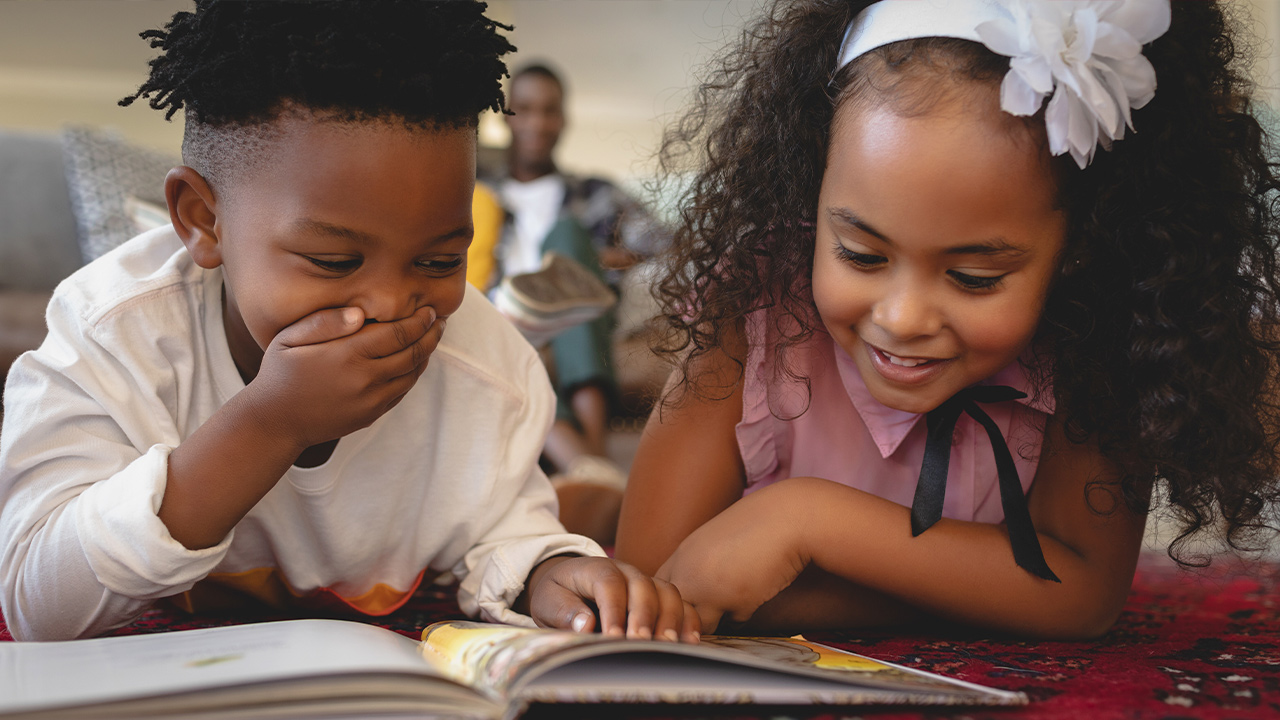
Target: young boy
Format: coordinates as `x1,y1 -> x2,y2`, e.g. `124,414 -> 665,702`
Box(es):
0,0 -> 696,642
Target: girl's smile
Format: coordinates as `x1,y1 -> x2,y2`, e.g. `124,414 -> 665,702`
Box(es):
812,86 -> 1067,415
864,342 -> 951,385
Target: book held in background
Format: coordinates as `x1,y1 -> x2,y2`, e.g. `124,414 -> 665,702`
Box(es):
0,619 -> 1026,719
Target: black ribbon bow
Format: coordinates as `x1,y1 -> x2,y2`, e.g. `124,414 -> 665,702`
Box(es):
910,385 -> 1060,583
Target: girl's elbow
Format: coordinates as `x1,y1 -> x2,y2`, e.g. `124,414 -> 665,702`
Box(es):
1044,608 -> 1121,640
1077,596 -> 1127,639
1034,586 -> 1128,640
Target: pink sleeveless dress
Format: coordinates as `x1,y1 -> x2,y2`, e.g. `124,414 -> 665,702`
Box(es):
735,308 -> 1054,523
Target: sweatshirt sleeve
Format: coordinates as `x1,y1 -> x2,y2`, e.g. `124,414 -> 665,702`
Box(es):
0,290 -> 232,641
453,343 -> 605,626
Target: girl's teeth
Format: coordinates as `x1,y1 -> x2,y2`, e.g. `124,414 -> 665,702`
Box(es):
887,354 -> 928,367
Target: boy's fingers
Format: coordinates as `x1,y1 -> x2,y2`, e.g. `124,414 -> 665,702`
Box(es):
275,307 -> 364,348
391,316 -> 448,376
650,578 -> 686,642
619,567 -> 659,641
374,318 -> 446,384
355,306 -> 437,359
532,579 -> 598,633
585,566 -> 629,638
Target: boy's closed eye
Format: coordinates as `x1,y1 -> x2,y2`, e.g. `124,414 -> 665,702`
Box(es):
304,256 -> 361,273
301,255 -> 464,276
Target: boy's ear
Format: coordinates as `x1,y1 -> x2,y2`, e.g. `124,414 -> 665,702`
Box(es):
165,166 -> 222,269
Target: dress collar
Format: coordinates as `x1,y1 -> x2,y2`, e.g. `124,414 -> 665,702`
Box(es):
831,337 -> 1055,459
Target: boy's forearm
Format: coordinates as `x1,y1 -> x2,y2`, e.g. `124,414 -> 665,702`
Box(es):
160,386 -> 306,549
780,477 -> 1142,639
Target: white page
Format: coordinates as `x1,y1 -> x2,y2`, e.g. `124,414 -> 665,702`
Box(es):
0,620 -> 438,714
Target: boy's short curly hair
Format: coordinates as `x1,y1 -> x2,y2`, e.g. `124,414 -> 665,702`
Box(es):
654,0 -> 1280,565
120,0 -> 514,191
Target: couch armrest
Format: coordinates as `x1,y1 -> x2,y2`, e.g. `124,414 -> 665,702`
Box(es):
0,289 -> 52,388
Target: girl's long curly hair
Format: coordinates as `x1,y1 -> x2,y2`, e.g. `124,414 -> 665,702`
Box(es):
652,0 -> 1280,564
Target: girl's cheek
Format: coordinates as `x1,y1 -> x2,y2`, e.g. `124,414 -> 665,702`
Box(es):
966,302 -> 1041,355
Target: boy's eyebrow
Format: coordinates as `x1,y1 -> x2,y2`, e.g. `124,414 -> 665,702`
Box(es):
294,219 -> 473,246
827,207 -> 1028,257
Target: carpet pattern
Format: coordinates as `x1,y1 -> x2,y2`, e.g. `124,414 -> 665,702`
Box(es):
2,552 -> 1276,719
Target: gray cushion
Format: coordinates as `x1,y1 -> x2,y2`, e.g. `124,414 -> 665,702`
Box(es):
62,126 -> 178,263
0,129 -> 83,292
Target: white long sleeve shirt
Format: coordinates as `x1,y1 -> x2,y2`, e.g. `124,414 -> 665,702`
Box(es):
0,227 -> 601,641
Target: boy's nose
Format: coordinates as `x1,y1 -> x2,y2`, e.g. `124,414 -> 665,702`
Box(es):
357,277 -> 422,324
871,284 -> 942,340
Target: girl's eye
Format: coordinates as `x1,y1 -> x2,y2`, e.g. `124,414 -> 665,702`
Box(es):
948,270 -> 1006,291
834,244 -> 886,269
304,256 -> 361,273
418,257 -> 464,275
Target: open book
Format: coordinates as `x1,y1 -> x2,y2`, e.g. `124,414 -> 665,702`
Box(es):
0,619 -> 1026,719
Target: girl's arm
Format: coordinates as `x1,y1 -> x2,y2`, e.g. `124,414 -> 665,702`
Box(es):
616,325 -> 963,632
722,566 -> 928,634
614,328 -> 749,576
659,416 -> 1147,639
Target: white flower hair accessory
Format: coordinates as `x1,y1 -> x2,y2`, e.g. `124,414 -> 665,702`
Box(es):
836,0 -> 1172,168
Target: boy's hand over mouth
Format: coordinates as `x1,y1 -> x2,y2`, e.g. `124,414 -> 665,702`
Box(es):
248,305 -> 444,451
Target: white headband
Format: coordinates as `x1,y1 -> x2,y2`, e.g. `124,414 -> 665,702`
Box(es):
836,0 -> 1171,168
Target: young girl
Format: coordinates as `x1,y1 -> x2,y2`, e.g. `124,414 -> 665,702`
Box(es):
615,0 -> 1280,639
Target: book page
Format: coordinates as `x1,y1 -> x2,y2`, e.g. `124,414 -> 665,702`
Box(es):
418,621 -> 1024,706
0,619 -> 444,715
522,653 -> 988,705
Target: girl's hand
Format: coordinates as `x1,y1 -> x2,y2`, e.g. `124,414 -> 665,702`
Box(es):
526,557 -> 701,643
656,484 -> 810,633
248,305 -> 443,450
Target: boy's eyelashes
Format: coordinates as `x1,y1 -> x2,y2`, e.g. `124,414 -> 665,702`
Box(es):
304,256 -> 361,272
300,255 -> 464,275
831,243 -> 1007,292
421,257 -> 464,273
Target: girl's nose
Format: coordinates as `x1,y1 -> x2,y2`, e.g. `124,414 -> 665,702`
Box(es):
871,283 -> 942,340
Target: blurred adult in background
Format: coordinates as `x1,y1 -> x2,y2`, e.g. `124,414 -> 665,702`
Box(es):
473,63 -> 669,545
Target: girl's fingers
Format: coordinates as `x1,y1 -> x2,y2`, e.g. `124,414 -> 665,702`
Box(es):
696,604 -> 723,635
681,600 -> 702,643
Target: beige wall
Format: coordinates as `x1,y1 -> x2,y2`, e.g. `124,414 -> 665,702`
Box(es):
0,0 -> 758,181
1243,0 -> 1280,107
0,0 -> 189,153
0,0 -> 1274,181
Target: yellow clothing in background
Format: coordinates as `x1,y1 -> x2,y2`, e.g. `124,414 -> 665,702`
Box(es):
468,182 -> 504,290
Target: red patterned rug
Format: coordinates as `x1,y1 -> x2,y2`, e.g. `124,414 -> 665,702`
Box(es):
3,552 -> 1277,719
